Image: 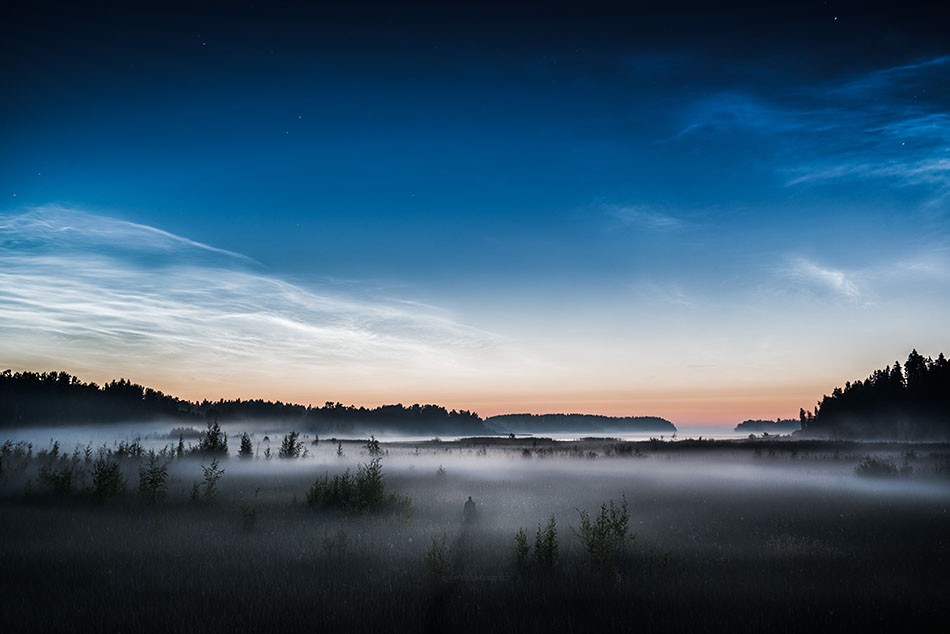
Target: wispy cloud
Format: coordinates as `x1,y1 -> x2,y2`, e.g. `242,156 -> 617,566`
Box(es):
0,205 -> 252,263
603,204 -> 684,231
674,56 -> 950,201
0,206 -> 503,398
828,55 -> 950,100
784,258 -> 863,302
774,247 -> 950,306
674,92 -> 805,138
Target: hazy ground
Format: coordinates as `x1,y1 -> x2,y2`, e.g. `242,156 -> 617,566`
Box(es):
1,431 -> 949,633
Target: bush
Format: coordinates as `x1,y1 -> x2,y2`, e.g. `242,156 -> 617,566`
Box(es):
513,527 -> 530,568
193,458 -> 225,501
365,436 -> 382,457
855,455 -> 899,477
196,420 -> 228,456
279,431 -> 303,458
113,440 -> 143,460
138,452 -> 168,503
575,497 -> 633,574
91,456 -> 124,501
534,515 -> 559,570
39,459 -> 79,495
239,433 -> 253,459
355,457 -> 384,507
307,470 -> 354,508
306,457 -> 410,514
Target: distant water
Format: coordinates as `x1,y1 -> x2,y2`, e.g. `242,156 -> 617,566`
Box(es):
672,425 -> 750,441
376,425 -> 747,443
1,422 -> 751,451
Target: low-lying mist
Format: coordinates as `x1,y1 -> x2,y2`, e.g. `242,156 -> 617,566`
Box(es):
2,425 -> 948,633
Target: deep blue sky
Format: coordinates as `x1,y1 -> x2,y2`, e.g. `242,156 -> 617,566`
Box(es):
2,2 -> 948,422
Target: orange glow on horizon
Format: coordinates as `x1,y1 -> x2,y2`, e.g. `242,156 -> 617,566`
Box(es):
23,364 -> 827,427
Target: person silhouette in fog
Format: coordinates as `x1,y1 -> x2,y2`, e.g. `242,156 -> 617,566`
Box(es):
463,495 -> 477,524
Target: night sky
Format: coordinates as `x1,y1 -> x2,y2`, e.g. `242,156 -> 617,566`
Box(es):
2,1 -> 948,423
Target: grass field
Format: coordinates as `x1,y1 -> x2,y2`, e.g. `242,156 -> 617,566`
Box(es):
1,434 -> 949,633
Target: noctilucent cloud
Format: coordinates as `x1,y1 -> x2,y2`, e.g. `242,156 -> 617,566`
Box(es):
2,3 -> 948,423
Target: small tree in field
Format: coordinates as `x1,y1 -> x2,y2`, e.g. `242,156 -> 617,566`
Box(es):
365,436 -> 382,457
197,420 -> 228,456
513,528 -> 530,568
279,431 -> 303,458
92,455 -> 124,501
139,452 -> 168,503
239,433 -> 253,459
306,456 -> 409,515
193,458 -> 225,501
575,497 -> 634,574
535,515 -> 559,570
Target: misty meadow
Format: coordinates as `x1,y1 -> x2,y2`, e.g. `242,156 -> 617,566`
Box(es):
2,417 -> 949,633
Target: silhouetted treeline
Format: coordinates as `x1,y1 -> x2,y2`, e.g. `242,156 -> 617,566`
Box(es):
800,349 -> 950,439
0,371 -> 193,426
201,398 -> 487,435
486,413 -> 675,434
734,419 -> 801,433
0,370 -> 488,435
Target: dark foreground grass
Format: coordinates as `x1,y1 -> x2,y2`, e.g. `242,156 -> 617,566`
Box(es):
1,441 -> 949,633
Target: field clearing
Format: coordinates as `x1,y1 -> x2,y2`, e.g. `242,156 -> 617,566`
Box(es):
2,435 -> 949,633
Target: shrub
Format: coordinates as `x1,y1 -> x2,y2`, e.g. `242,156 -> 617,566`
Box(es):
196,420 -> 228,456
575,497 -> 634,574
113,440 -> 143,460
1,441 -> 33,477
534,515 -> 559,570
365,436 -> 382,457
855,455 -> 898,477
307,470 -> 354,508
239,433 -> 253,459
91,456 -> 124,501
355,457 -> 384,507
194,458 -> 225,500
138,452 -> 169,503
513,527 -> 530,568
39,459 -> 79,495
279,431 -> 303,458
306,457 -> 409,514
